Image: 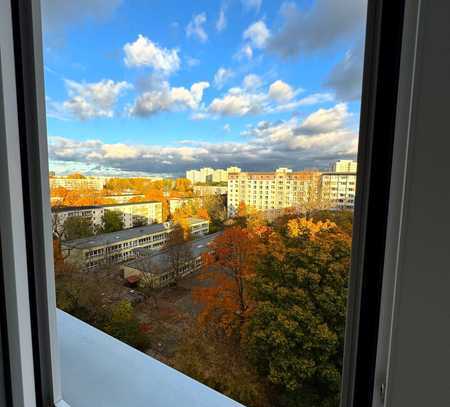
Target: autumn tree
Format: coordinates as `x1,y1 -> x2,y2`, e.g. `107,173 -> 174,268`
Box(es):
63,216 -> 94,240
164,225 -> 193,285
245,218 -> 352,407
174,178 -> 192,193
100,210 -> 124,233
194,227 -> 261,337
202,194 -> 227,232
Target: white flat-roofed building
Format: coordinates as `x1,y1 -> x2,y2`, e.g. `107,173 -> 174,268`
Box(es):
227,168 -> 322,216
52,201 -> 163,237
49,176 -> 108,190
330,160 -> 357,173
122,232 -> 221,288
186,167 -> 241,185
62,218 -> 210,271
320,172 -> 357,210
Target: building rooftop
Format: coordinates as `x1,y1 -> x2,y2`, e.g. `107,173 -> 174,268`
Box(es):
62,218 -> 208,249
52,200 -> 161,213
126,232 -> 222,274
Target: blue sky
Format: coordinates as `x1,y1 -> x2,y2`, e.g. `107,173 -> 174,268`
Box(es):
42,0 -> 367,176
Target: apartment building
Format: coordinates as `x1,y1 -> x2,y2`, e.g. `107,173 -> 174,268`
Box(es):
330,159 -> 357,173
52,201 -> 163,237
227,168 -> 322,216
49,175 -> 108,190
62,218 -> 210,270
186,166 -> 241,185
193,185 -> 228,196
320,172 -> 357,210
122,232 -> 221,288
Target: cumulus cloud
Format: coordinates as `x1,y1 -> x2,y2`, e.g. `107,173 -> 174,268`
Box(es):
325,44 -> 364,101
123,35 -> 180,75
128,81 -> 209,117
243,74 -> 263,90
268,80 -> 294,102
186,13 -> 208,43
243,21 -> 270,49
216,4 -> 227,32
61,79 -> 132,120
208,88 -> 267,116
241,0 -> 262,12
48,103 -> 357,174
206,79 -> 328,117
268,0 -> 367,58
213,67 -> 234,89
234,44 -> 254,61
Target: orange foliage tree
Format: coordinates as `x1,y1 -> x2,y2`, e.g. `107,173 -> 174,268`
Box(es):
194,227 -> 261,337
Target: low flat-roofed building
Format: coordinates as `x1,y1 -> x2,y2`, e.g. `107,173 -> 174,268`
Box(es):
122,232 -> 221,288
62,218 -> 210,271
52,201 -> 163,237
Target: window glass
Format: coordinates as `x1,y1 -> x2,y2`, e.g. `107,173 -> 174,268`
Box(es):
42,0 -> 367,405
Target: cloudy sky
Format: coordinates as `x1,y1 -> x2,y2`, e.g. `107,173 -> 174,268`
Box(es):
42,0 -> 367,176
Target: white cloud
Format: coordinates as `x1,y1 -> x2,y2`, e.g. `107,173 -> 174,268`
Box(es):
241,0 -> 262,12
216,5 -> 227,32
234,44 -> 253,61
186,13 -> 208,43
300,103 -> 350,133
268,80 -> 294,102
186,56 -> 201,67
128,81 -> 209,117
213,67 -> 234,89
123,35 -> 180,75
62,79 -> 132,120
208,88 -> 267,117
48,103 -> 358,174
243,74 -> 262,91
223,124 -> 231,132
207,79 -> 327,117
243,20 -> 270,49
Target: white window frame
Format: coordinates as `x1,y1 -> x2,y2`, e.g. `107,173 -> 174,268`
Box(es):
0,0 -> 424,406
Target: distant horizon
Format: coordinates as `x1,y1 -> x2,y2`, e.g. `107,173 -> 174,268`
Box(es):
50,159 -> 357,179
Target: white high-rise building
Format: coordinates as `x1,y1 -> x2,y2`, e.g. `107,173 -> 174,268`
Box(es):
330,160 -> 357,173
186,167 -> 241,185
227,168 -> 322,216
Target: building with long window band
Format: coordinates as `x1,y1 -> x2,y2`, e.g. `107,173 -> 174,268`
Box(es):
62,218 -> 210,270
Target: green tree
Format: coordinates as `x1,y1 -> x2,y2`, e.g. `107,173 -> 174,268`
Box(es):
245,218 -> 351,407
103,300 -> 150,351
101,210 -> 124,233
63,216 -> 94,240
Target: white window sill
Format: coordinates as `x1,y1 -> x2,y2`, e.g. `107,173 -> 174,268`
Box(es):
57,310 -> 244,407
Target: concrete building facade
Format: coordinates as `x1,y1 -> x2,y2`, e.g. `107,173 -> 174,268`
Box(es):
330,159 -> 357,173
227,168 -> 322,216
122,232 -> 221,288
52,201 -> 163,237
62,218 -> 210,271
320,172 -> 357,210
186,166 -> 241,185
49,176 -> 108,190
